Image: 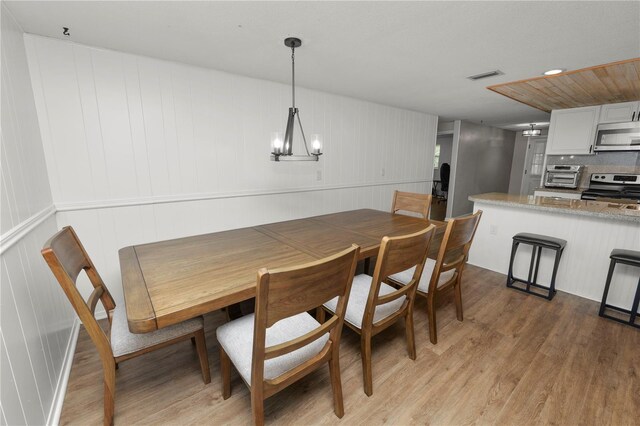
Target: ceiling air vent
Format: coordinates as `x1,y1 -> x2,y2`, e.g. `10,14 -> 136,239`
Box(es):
467,70 -> 504,81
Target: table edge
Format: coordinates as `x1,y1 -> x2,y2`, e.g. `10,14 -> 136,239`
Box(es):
118,246 -> 158,333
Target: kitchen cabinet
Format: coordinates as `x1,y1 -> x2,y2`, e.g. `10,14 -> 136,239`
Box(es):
546,106 -> 600,155
599,101 -> 640,124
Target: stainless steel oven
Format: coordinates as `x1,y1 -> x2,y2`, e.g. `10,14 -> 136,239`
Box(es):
544,165 -> 583,189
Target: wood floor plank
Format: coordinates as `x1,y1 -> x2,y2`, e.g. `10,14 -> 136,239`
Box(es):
59,265 -> 640,425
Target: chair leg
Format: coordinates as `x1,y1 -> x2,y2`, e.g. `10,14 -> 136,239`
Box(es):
360,333 -> 373,396
316,306 -> 326,323
405,310 -> 416,360
454,279 -> 464,322
103,361 -> 116,426
328,345 -> 345,418
193,329 -> 211,384
220,347 -> 231,399
251,387 -> 265,426
427,294 -> 438,345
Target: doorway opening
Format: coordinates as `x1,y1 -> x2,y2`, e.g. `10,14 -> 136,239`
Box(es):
432,133 -> 453,221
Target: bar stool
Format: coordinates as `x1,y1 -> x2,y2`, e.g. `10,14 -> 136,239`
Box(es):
599,249 -> 640,328
506,233 -> 566,300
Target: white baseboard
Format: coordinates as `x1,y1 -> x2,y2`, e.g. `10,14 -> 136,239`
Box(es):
47,318 -> 80,426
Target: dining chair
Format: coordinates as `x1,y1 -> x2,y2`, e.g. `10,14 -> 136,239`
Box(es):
391,190 -> 433,219
41,226 -> 211,426
320,225 -> 436,396
388,210 -> 482,344
216,245 -> 359,426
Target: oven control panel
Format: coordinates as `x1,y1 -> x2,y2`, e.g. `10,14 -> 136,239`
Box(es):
590,174 -> 640,185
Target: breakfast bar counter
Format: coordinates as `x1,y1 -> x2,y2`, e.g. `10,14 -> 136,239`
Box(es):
468,193 -> 640,312
469,193 -> 640,223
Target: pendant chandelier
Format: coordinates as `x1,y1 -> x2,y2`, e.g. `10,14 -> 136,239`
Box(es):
270,37 -> 322,162
523,124 -> 541,136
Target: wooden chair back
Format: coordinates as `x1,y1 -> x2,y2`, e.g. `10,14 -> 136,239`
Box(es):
41,226 -> 116,362
391,190 -> 432,219
427,210 -> 483,293
252,244 -> 359,387
364,225 -> 436,328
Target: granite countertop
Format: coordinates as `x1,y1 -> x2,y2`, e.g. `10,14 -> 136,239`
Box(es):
469,193 -> 640,223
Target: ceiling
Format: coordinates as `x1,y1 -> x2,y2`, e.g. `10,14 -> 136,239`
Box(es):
5,1 -> 640,129
489,58 -> 640,112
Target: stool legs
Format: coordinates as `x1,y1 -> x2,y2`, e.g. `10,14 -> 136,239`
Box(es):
507,241 -> 519,287
506,242 -> 562,300
599,259 -> 617,317
547,248 -> 562,300
525,246 -> 537,293
528,246 -> 543,293
629,276 -> 640,325
599,258 -> 640,328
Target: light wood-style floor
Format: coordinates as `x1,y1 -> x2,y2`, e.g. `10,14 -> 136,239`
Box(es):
61,265 -> 639,425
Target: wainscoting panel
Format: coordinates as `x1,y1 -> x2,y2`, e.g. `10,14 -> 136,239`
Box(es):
1,215 -> 76,425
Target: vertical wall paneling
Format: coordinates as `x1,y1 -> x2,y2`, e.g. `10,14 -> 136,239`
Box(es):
25,35 -> 437,210
24,35 -> 438,310
1,6 -> 76,425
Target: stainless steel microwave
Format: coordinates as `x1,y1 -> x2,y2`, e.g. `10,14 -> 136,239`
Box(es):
594,121 -> 640,152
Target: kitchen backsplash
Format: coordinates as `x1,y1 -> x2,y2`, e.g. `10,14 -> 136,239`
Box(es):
546,152 -> 640,188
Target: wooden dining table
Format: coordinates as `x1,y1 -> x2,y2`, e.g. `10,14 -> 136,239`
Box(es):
119,209 -> 446,333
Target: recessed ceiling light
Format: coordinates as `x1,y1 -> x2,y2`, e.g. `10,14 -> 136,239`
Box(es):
543,68 -> 566,76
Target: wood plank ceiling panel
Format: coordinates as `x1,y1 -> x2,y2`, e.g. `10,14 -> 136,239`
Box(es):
488,58 -> 640,112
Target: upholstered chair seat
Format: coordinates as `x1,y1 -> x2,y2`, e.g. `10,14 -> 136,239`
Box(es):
216,312 -> 328,383
324,274 -> 405,328
110,305 -> 204,358
389,258 -> 456,293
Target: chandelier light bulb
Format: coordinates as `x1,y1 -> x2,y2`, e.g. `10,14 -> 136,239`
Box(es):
311,134 -> 322,155
271,132 -> 284,154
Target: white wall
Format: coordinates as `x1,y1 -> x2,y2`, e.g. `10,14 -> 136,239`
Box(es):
24,35 -> 438,309
0,6 -> 76,425
449,121 -> 515,217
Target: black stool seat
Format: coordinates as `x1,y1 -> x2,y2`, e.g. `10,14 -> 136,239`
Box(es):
610,249 -> 640,266
513,233 -> 567,250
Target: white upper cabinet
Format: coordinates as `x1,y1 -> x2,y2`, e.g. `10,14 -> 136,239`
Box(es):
599,101 -> 640,124
546,106 -> 600,155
